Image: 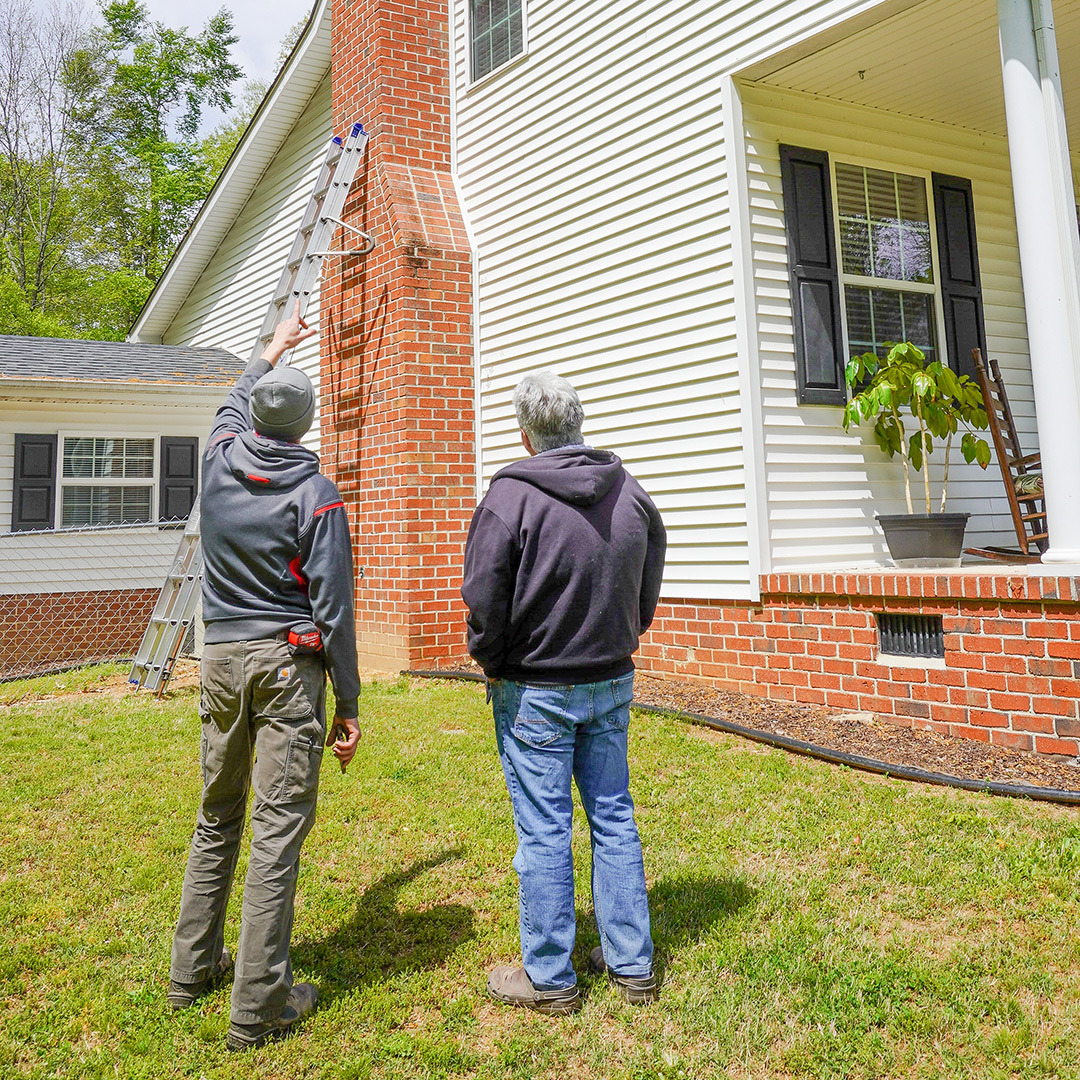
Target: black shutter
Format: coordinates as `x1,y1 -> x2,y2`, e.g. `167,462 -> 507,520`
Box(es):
159,437 -> 198,522
932,173 -> 986,381
780,145 -> 846,405
12,434 -> 57,531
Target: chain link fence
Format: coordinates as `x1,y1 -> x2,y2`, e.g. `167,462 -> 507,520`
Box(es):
0,521 -> 196,683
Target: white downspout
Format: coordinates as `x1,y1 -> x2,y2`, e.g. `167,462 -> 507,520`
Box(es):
998,0 -> 1080,564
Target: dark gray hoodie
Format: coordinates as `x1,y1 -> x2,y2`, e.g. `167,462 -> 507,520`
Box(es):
200,359 -> 361,718
461,446 -> 666,683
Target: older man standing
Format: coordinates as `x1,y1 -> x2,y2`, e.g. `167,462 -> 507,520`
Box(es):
461,370 -> 666,1014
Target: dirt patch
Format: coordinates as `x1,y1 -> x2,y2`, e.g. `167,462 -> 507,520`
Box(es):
419,661 -> 1080,795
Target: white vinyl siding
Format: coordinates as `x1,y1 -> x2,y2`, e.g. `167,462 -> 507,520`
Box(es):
161,75 -> 332,453
453,0 -> 907,599
0,392 -> 220,586
739,82 -> 1033,568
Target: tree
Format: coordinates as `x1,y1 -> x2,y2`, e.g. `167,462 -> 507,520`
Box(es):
69,1 -> 242,291
0,0 -> 90,322
198,14 -> 307,178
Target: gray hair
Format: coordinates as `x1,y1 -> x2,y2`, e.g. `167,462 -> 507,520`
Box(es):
513,370 -> 585,453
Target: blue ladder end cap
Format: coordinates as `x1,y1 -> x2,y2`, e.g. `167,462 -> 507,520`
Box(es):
333,136 -> 343,145
352,121 -> 364,136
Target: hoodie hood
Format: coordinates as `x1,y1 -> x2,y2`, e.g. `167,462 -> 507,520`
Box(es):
224,429 -> 320,490
492,447 -> 623,506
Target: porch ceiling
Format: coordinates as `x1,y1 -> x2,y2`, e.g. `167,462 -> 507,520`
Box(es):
745,0 -> 1080,147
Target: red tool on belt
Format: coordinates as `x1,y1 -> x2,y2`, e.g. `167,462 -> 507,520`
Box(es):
288,626 -> 322,651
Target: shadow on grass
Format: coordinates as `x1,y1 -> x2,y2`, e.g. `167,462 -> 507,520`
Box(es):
573,874 -> 756,983
293,849 -> 475,1001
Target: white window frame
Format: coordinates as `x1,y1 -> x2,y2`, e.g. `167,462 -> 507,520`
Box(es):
829,156 -> 950,374
55,431 -> 159,528
467,0 -> 529,87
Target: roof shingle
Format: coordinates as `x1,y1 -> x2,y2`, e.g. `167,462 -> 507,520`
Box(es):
0,336 -> 245,386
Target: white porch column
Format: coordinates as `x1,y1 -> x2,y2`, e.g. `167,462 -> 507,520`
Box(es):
998,0 -> 1080,563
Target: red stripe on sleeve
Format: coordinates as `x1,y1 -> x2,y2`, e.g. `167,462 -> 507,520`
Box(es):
313,501 -> 345,516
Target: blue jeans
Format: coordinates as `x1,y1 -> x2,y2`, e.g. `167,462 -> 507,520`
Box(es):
492,674 -> 653,990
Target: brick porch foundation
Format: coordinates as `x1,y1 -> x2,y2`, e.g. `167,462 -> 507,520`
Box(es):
0,588 -> 158,678
637,570 -> 1080,758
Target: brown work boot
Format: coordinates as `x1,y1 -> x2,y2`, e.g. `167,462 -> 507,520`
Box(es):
588,946 -> 658,1004
487,965 -> 581,1015
225,982 -> 319,1051
167,947 -> 233,1010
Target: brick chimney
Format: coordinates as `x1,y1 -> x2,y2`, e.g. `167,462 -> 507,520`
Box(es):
323,0 -> 474,671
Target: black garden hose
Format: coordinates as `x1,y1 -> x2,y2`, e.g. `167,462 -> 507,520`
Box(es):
407,668 -> 1080,807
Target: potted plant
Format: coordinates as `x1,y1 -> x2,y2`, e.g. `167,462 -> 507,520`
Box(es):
842,341 -> 992,563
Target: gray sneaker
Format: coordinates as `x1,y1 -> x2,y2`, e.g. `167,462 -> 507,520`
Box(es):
167,947 -> 233,1010
226,982 -> 319,1051
588,946 -> 658,1004
487,965 -> 581,1015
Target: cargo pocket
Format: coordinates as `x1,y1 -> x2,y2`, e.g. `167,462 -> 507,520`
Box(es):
512,684 -> 573,749
253,722 -> 324,804
281,731 -> 324,803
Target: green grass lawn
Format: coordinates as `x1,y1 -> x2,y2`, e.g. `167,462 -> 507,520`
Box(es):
2,673 -> 1079,1079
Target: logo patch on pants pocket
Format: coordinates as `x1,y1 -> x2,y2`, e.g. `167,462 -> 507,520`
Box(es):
277,665 -> 292,683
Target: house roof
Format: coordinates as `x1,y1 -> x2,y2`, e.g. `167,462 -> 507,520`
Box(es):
0,335 -> 245,386
129,0 -> 331,344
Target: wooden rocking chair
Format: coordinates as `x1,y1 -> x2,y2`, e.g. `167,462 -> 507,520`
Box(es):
963,348 -> 1048,563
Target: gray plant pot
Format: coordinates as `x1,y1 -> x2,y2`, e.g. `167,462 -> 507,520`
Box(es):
876,512 -> 971,565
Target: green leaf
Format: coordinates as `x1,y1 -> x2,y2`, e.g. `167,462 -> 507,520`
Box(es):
975,439 -> 992,468
939,366 -> 962,399
909,432 -> 924,471
912,372 -> 934,398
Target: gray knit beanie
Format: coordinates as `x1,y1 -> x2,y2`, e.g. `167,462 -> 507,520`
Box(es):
249,366 -> 316,441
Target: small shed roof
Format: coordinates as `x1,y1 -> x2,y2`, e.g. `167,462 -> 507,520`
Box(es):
0,335 -> 245,386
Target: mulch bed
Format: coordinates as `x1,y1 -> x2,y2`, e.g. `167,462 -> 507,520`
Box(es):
419,662 -> 1080,795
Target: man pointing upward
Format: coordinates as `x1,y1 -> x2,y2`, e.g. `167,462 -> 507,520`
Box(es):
168,302 -> 361,1050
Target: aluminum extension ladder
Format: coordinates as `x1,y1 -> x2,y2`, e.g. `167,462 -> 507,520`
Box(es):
129,121 -> 372,695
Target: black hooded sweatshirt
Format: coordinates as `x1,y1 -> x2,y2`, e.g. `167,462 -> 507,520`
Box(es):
200,359 -> 361,718
461,446 -> 666,683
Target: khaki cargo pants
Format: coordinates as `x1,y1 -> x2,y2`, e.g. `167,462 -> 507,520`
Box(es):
170,637 -> 327,1025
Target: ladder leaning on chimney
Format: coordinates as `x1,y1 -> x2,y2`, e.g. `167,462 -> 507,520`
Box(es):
129,121 -> 373,695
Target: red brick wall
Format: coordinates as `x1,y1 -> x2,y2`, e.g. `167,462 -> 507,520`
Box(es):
0,589 -> 158,678
324,0 -> 474,669
637,572 -> 1080,757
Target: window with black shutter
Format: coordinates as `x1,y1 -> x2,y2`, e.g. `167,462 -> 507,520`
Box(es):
779,145 -> 846,405
12,434 -> 57,531
159,436 -> 199,522
780,146 -> 986,399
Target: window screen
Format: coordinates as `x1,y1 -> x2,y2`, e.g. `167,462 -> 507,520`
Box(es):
835,163 -> 937,363
471,0 -> 524,81
60,437 -> 154,526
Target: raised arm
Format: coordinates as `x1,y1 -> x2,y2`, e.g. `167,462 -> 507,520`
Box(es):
210,301 -> 320,443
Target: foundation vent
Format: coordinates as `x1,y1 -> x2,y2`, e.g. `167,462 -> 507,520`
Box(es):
877,613 -> 945,659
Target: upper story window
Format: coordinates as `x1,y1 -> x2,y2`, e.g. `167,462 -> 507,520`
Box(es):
471,0 -> 524,82
834,163 -> 939,364
60,436 -> 155,526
